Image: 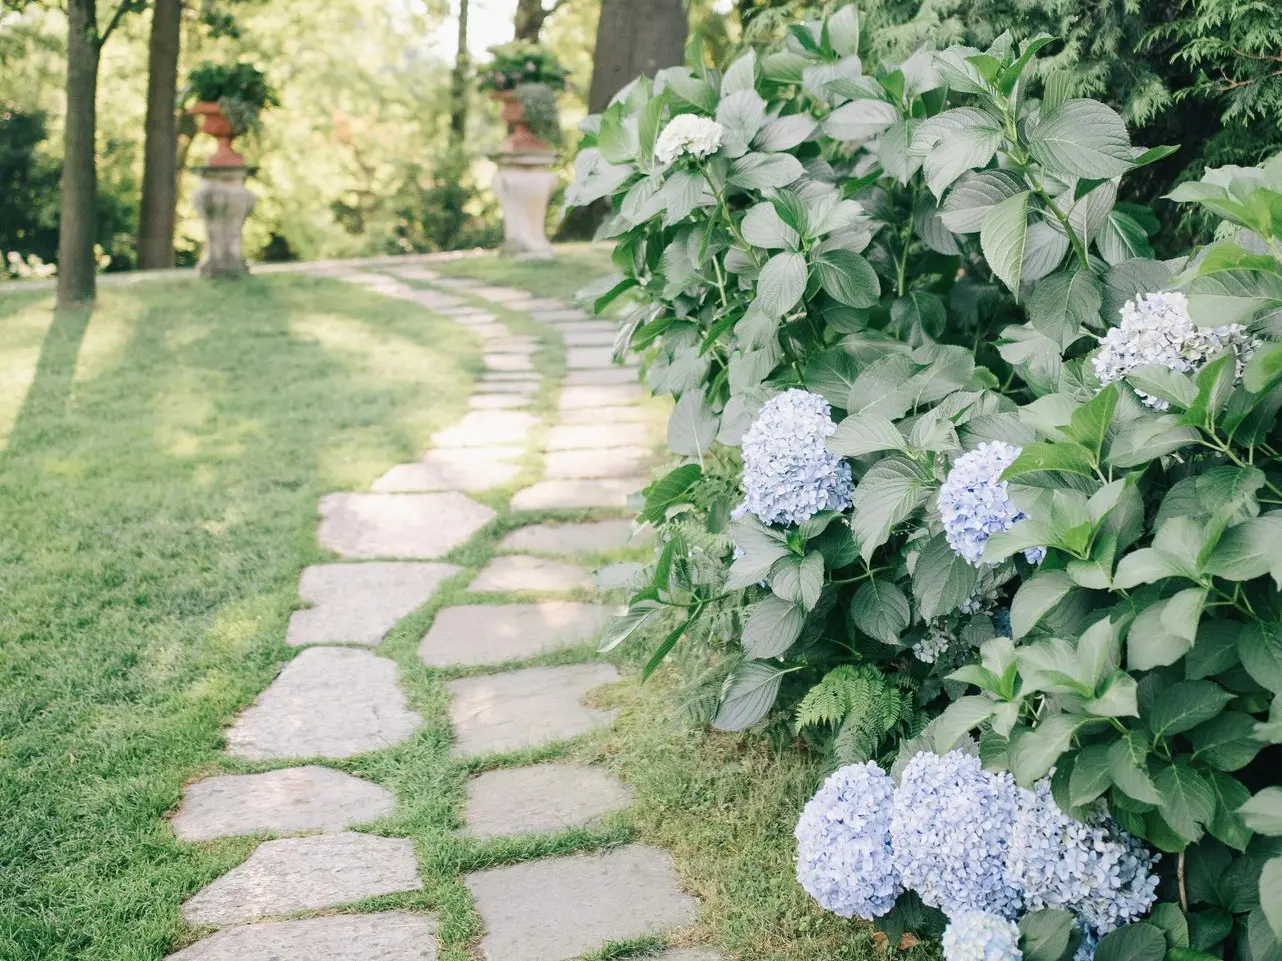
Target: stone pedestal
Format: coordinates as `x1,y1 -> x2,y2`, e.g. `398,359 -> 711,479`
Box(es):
193,166 -> 256,278
491,152 -> 557,260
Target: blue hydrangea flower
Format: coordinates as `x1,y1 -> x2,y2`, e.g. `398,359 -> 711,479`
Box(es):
993,607 -> 1012,638
913,626 -> 954,664
795,761 -> 902,919
891,750 -> 1024,919
1005,779 -> 1159,935
741,389 -> 853,527
942,911 -> 1024,961
939,441 -> 1045,567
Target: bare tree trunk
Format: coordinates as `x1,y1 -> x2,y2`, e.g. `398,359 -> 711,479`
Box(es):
138,0 -> 183,269
513,0 -> 563,42
448,0 -> 469,149
587,0 -> 687,113
56,0 -> 101,308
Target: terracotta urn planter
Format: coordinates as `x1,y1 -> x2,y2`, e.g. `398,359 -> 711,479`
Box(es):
191,101 -> 245,167
491,90 -> 552,154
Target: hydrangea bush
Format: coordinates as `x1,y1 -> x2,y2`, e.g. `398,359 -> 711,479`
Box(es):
571,6 -> 1282,958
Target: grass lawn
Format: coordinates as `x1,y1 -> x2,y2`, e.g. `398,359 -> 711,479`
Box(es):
0,258 -> 915,961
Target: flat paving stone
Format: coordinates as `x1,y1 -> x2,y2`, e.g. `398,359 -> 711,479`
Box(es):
558,385 -> 645,409
468,555 -> 592,593
559,405 -> 649,424
470,285 -> 532,303
470,394 -> 532,410
511,478 -> 644,510
564,368 -> 641,386
545,424 -> 649,450
404,290 -> 462,310
465,844 -> 697,961
463,763 -> 633,838
171,766 -> 394,841
165,912 -> 438,961
225,647 -> 421,760
318,492 -> 494,558
529,308 -> 590,323
428,276 -> 481,289
421,602 -> 611,667
385,265 -> 442,281
483,369 -> 540,380
499,519 -> 638,554
560,330 -> 616,346
446,663 -> 620,756
443,306 -> 493,319
474,383 -> 539,398
520,297 -> 568,310
483,353 -> 535,372
564,346 -> 616,369
372,456 -> 520,493
288,562 -> 458,645
544,446 -> 648,479
431,410 -> 537,448
181,833 -> 421,926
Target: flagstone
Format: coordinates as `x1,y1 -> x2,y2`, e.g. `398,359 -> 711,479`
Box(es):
558,405 -> 649,424
318,492 -> 494,558
470,394 -> 533,410
545,424 -> 649,450
164,912 -> 438,961
530,308 -> 590,323
462,763 -> 633,838
420,602 -> 610,667
464,845 -> 697,961
428,276 -> 482,289
468,555 -> 592,593
474,381 -> 539,396
511,478 -> 643,510
498,519 -> 639,554
543,446 -> 648,479
181,833 -> 421,926
564,346 -> 616,369
171,766 -> 395,841
385,265 -> 442,282
404,290 -> 462,311
370,459 -> 517,492
225,647 -> 421,760
287,562 -> 459,644
483,353 -> 535,372
554,321 -> 616,335
443,306 -> 494,320
563,367 -> 640,386
470,285 -> 531,302
431,410 -> 537,448
560,330 -> 616,346
558,385 -> 646,409
445,663 -> 620,756
519,297 -> 568,310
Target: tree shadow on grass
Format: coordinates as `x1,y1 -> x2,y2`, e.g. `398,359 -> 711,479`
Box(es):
3,305 -> 91,456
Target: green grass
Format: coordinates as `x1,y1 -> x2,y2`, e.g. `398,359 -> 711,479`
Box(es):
0,258 -> 918,961
433,243 -> 616,299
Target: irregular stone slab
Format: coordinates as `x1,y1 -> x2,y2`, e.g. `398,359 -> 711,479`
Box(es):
470,394 -> 532,410
287,562 -> 459,644
371,459 -> 518,491
520,297 -> 568,311
386,265 -> 441,282
318,492 -> 494,558
558,385 -> 645,409
565,347 -> 616,369
225,647 -> 421,760
555,321 -> 616,335
485,338 -> 538,352
463,763 -> 633,838
483,368 -> 540,380
421,602 -> 611,667
544,446 -> 648,479
564,368 -> 640,387
499,519 -> 639,554
469,555 -> 592,593
171,766 -> 394,841
483,353 -> 534,373
427,276 -> 482,289
545,424 -> 649,450
475,381 -> 539,396
529,308 -> 590,323
559,405 -> 649,424
405,290 -> 462,311
446,663 -> 620,756
165,912 -> 438,961
443,306 -> 493,319
465,845 -> 697,961
181,833 -> 421,926
560,330 -> 616,347
431,411 -> 537,449
470,285 -> 532,303
511,478 -> 644,510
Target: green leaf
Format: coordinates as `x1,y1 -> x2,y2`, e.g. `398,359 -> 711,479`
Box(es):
1108,416 -> 1201,468
727,152 -> 805,190
939,169 -> 1025,233
1010,714 -> 1081,786
1206,770 -> 1253,850
1010,570 -> 1075,639
1027,99 -> 1134,179
757,251 -> 807,317
667,389 -> 720,457
1148,903 -> 1190,950
1147,680 -> 1234,739
1113,547 -> 1196,589
741,595 -> 805,658
720,49 -> 757,95
1019,908 -> 1079,961
1069,742 -> 1114,807
889,291 -> 947,345
1239,788 -> 1282,835
826,412 -> 907,457
1239,622 -> 1282,693
640,613 -> 696,681
803,348 -> 862,410
1127,588 -> 1207,670
641,463 -> 703,525
770,552 -> 825,611
1192,712 -> 1265,771
823,98 -> 899,141
815,249 -> 880,308
1108,732 -> 1163,804
1003,440 -> 1097,479
1154,761 -> 1216,843
1098,209 -> 1155,265
666,71 -> 718,113
754,113 -> 817,152
1094,922 -> 1166,961
1084,671 -> 1139,718
741,201 -> 799,249
981,190 -> 1031,297
598,601 -> 664,653
849,579 -> 911,645
913,532 -> 978,620
851,459 -> 929,562
712,661 -> 786,731
725,516 -> 789,589
923,123 -> 1003,198
1261,857 -> 1282,939
935,695 -> 998,752
1066,385 -> 1119,459
1028,270 -> 1102,350
716,89 -> 766,157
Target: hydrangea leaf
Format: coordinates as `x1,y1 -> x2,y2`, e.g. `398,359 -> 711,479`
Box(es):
814,249 -> 880,308
853,459 -> 930,563
742,595 -> 805,657
727,151 -> 804,190
1191,712 -> 1265,771
1238,787 -> 1282,836
939,169 -> 1025,233
1094,922 -> 1166,961
1154,760 -> 1216,842
849,578 -> 910,645
1027,99 -> 1134,179
826,411 -> 907,458
1018,907 -> 1079,961
913,532 -> 978,620
712,660 -> 786,731
980,190 -> 1031,297
1238,621 -> 1282,692
823,98 -> 899,142
1009,569 -> 1075,639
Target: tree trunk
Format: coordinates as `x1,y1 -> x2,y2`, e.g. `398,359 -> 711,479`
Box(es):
56,0 -> 101,308
448,0 -> 469,149
138,0 -> 183,270
587,0 -> 687,113
513,0 -> 557,42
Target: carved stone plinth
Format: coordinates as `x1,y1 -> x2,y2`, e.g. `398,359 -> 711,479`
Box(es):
491,152 -> 558,260
193,166 -> 256,278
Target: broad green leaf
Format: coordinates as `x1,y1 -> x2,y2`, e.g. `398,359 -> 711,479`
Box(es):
803,348 -> 862,409
851,459 -> 929,562
1108,732 -> 1162,804
641,463 -> 702,525
1010,714 -> 1081,786
1004,440 -> 1096,479
1154,760 -> 1216,843
815,249 -> 880,308
741,201 -> 799,249
1148,902 -> 1190,950
666,71 -> 718,113
720,50 -> 757,95
823,98 -> 899,141
1239,787 -> 1282,835
923,123 -> 1003,198
1019,908 -> 1080,961
727,152 -> 805,189
1113,547 -> 1197,589
1028,270 -> 1102,350
716,89 -> 767,157
1067,385 -> 1118,459
826,412 -> 907,457
1206,770 -> 1253,850
939,169 -> 1025,233
1010,570 -> 1075,639
1108,415 -> 1201,468
1027,99 -> 1133,179
1147,680 -> 1234,738
981,190 -> 1031,296
1239,622 -> 1282,693
1094,923 -> 1166,961
849,578 -> 911,645
889,291 -> 946,345
757,251 -> 807,317
712,661 -> 786,730
826,4 -> 861,57
1084,672 -> 1139,718
913,532 -> 978,620
598,601 -> 664,653
1191,712 -> 1264,771
1127,588 -> 1207,670
742,595 -> 805,657
667,389 -> 720,456
1070,743 -> 1114,806
1098,209 -> 1155,265
754,113 -> 817,152
935,695 -> 997,752
1261,857 -> 1282,939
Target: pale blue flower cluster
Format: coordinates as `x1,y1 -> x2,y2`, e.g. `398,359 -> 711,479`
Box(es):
741,389 -> 853,527
939,442 -> 1045,567
794,761 -> 902,919
913,626 -> 955,664
891,750 -> 1024,918
1006,779 -> 1159,936
942,912 -> 1024,961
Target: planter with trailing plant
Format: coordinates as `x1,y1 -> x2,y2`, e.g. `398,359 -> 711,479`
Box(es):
185,61 -> 278,167
477,41 -> 567,155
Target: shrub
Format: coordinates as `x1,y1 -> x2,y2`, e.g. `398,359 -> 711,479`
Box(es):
185,61 -> 278,135
568,5 -> 1282,957
476,40 -> 569,93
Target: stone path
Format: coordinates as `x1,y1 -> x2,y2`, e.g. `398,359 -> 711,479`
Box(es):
166,267 -> 721,961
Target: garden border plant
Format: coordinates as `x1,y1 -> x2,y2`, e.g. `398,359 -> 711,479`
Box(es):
567,6 -> 1282,960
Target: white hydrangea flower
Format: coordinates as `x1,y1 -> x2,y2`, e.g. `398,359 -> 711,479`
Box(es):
942,911 -> 1024,961
913,626 -> 954,664
938,441 -> 1045,568
654,114 -> 724,165
1093,291 -> 1258,409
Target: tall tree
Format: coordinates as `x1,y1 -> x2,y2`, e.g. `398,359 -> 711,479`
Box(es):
447,0 -> 468,149
586,0 -> 686,113
513,0 -> 564,42
137,0 -> 182,270
56,0 -> 143,307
